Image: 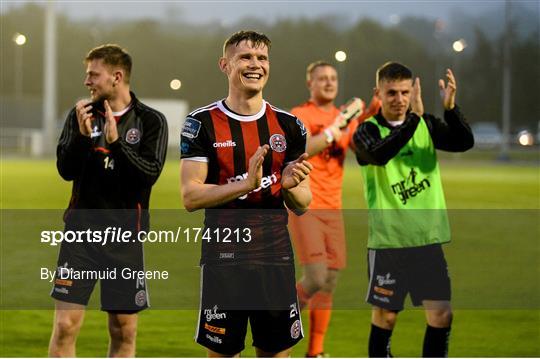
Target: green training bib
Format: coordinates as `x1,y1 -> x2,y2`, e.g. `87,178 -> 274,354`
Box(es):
361,116 -> 450,248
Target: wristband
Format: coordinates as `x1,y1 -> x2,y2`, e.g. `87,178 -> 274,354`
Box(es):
323,128 -> 334,144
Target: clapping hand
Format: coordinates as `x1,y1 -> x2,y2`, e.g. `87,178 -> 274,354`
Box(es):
410,77 -> 424,117
103,100 -> 119,144
281,153 -> 313,190
439,68 -> 457,110
246,145 -> 269,190
75,99 -> 93,137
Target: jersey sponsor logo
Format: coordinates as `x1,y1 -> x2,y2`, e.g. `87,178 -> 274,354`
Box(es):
135,289 -> 147,307
125,128 -> 141,144
90,125 -> 102,138
204,305 -> 227,322
54,287 -> 69,294
204,323 -> 226,335
182,117 -> 202,139
213,140 -> 236,148
227,172 -> 278,200
54,279 -> 73,287
296,118 -> 307,136
180,141 -> 190,155
56,262 -> 72,279
205,334 -> 222,344
373,294 -> 390,303
376,273 -> 396,286
290,319 -> 301,339
374,286 -> 394,296
390,168 -> 431,205
269,133 -> 287,152
219,252 -> 234,259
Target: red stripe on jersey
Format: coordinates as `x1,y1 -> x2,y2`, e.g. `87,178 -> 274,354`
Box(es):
265,106 -> 286,198
240,120 -> 261,203
93,146 -> 110,154
240,121 -> 260,170
210,108 -> 235,185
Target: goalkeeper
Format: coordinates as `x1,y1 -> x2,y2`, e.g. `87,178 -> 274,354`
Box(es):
288,60 -> 380,357
353,62 -> 474,357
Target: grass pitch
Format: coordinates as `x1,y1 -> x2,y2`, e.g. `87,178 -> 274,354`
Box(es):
0,154 -> 538,357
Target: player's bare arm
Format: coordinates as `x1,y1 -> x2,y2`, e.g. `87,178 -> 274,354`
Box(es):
410,77 -> 424,117
181,145 -> 269,211
103,100 -> 119,143
281,153 -> 313,212
75,99 -> 93,137
305,125 -> 342,157
439,68 -> 457,110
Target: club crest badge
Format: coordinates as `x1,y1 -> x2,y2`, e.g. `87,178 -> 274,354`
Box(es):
290,319 -> 301,339
135,290 -> 147,307
125,128 -> 141,144
269,133 -> 287,153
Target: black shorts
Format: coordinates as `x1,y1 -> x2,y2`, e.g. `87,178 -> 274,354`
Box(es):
366,244 -> 451,311
50,239 -> 149,312
195,263 -> 303,355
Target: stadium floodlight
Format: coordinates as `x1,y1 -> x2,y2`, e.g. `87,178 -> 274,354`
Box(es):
517,130 -> 534,146
170,79 -> 182,91
335,50 -> 347,62
334,50 -> 348,104
452,39 -> 467,53
13,33 -> 27,99
389,14 -> 400,25
13,33 -> 27,46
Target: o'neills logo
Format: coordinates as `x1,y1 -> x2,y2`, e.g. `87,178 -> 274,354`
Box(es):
390,168 -> 430,205
213,140 -> 236,148
227,172 -> 278,200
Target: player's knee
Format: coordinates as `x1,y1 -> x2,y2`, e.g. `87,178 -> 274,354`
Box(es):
373,308 -> 397,329
431,308 -> 453,327
305,270 -> 327,292
382,311 -> 397,328
313,274 -> 327,292
322,270 -> 339,293
109,322 -> 137,345
53,317 -> 81,342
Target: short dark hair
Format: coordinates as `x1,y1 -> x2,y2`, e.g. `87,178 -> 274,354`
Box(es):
306,61 -> 335,81
376,62 -> 412,85
223,30 -> 271,56
85,44 -> 132,83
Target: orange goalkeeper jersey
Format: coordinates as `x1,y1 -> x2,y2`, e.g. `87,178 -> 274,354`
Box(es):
291,97 -> 381,209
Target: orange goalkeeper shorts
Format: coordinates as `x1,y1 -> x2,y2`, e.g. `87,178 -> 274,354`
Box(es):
288,209 -> 346,270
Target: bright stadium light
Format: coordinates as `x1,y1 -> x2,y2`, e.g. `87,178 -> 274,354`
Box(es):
170,79 -> 182,90
335,50 -> 347,62
389,14 -> 401,25
13,32 -> 27,99
452,39 -> 467,53
518,130 -> 534,146
13,33 -> 27,46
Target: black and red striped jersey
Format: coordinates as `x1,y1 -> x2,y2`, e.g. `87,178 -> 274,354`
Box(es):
180,99 -> 307,264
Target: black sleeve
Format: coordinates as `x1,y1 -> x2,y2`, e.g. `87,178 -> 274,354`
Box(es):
109,110 -> 168,186
56,108 -> 93,181
284,117 -> 307,163
180,116 -> 211,160
353,113 -> 421,166
423,105 -> 474,152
